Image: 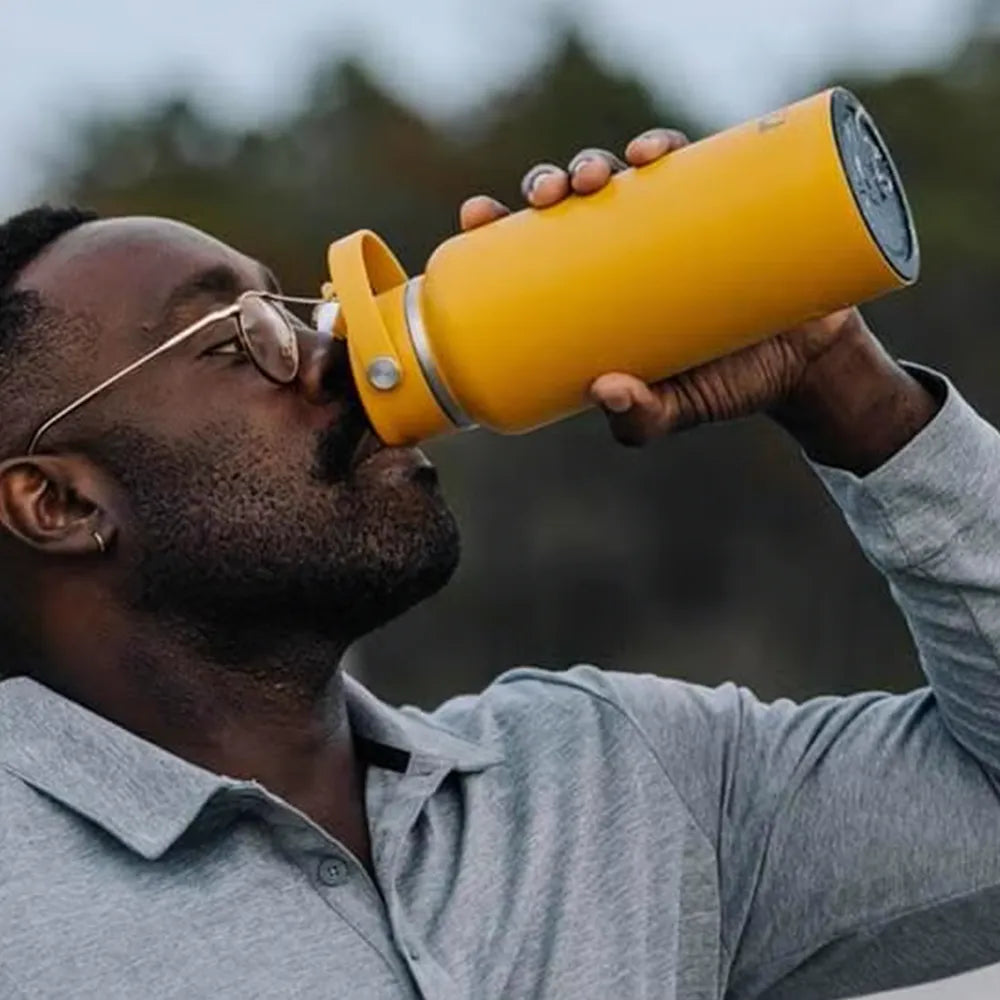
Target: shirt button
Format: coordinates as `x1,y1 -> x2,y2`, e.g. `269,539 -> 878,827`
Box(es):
317,855 -> 350,887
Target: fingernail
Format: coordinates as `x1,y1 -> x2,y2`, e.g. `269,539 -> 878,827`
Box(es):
569,155 -> 594,176
523,167 -> 553,199
604,393 -> 632,414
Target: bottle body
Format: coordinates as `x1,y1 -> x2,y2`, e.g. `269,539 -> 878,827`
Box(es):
327,87 -> 918,445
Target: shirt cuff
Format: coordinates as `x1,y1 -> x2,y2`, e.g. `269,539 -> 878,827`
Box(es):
810,364 -> 1000,570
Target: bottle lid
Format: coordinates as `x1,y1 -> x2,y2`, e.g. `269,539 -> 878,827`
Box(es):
831,88 -> 919,282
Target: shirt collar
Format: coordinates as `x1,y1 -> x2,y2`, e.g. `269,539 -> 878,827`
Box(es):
341,673 -> 503,773
0,674 -> 502,861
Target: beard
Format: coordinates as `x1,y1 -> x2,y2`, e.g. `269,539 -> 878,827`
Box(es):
91,416 -> 460,670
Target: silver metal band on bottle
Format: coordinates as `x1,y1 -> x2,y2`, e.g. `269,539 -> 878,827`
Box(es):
403,277 -> 476,429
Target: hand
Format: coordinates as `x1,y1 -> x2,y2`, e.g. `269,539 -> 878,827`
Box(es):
459,128 -> 863,448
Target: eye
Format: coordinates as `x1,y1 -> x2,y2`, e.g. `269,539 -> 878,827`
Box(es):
203,337 -> 247,358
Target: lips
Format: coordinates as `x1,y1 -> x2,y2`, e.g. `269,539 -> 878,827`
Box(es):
313,395 -> 381,483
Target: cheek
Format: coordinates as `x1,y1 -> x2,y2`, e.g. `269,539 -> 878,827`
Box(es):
133,360 -> 327,445
197,396 -> 329,489
200,429 -> 322,517
105,407 -> 322,532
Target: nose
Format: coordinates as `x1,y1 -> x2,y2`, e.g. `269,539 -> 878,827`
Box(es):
296,326 -> 355,407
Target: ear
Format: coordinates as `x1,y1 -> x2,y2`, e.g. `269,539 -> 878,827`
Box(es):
0,454 -> 118,556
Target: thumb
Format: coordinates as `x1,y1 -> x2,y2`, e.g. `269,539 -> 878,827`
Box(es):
590,373 -> 680,446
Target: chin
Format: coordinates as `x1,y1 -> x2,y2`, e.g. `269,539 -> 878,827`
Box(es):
337,537 -> 459,641
377,500 -> 460,606
319,484 -> 461,639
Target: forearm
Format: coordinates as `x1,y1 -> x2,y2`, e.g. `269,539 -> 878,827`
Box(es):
770,314 -> 942,475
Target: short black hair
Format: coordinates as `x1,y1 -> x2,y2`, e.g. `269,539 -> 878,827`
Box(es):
0,205 -> 98,354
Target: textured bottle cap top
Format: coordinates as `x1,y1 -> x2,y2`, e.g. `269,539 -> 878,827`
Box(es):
831,88 -> 919,282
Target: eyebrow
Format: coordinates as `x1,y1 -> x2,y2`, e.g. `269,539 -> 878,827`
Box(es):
162,264 -> 244,316
149,262 -> 282,343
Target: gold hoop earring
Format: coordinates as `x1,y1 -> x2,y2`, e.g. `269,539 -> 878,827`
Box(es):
92,530 -> 107,555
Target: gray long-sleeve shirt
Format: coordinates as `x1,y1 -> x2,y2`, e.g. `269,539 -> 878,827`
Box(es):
2,367 -> 1000,999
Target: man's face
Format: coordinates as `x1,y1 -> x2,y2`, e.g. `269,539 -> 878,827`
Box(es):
20,217 -> 459,662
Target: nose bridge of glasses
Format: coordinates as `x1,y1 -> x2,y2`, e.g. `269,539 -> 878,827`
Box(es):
244,292 -> 336,339
246,291 -> 347,390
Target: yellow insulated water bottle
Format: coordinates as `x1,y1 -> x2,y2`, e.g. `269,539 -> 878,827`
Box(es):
324,87 -> 919,446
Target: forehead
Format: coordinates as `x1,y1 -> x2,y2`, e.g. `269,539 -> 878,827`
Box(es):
17,217 -> 265,338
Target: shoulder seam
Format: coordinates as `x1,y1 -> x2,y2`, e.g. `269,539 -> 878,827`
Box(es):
495,668 -> 719,849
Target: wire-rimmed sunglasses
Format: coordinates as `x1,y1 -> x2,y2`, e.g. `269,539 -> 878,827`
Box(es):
27,290 -> 338,455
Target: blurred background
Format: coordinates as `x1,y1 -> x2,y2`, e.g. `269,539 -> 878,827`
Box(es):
4,1 -> 1000,996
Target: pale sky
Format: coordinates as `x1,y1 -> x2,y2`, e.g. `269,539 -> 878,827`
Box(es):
0,0 -> 980,214
0,2 -> 996,997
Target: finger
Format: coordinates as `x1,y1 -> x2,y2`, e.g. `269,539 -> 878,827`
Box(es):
567,147 -> 627,195
589,373 -> 671,447
624,128 -> 691,167
459,195 -> 511,231
520,163 -> 571,208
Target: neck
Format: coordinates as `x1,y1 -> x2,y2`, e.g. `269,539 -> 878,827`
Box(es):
34,582 -> 372,867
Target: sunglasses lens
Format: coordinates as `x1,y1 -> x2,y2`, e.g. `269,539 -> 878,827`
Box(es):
240,297 -> 299,383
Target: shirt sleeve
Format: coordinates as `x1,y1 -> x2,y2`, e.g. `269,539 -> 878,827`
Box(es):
0,966 -> 29,1000
599,367 -> 1000,999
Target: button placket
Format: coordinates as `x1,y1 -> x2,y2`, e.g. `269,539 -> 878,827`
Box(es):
376,760 -> 459,997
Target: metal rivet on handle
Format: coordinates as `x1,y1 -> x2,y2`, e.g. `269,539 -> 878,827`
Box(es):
366,356 -> 402,391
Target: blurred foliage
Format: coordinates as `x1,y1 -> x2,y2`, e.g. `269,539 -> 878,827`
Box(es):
46,27 -> 1000,708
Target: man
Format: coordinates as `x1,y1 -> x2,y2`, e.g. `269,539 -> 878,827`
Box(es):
0,124 -> 996,1000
